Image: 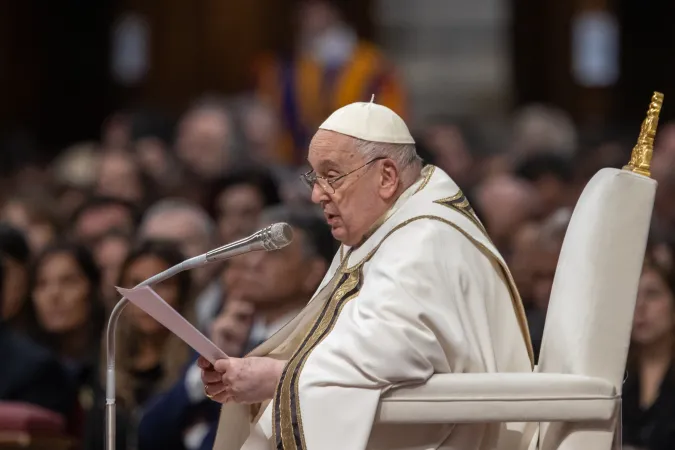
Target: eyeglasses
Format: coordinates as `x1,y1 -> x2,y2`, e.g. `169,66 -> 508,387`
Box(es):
300,157 -> 386,194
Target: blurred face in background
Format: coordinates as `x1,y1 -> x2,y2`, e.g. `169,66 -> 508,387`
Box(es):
215,184 -> 265,243
474,175 -> 541,253
140,210 -> 213,288
2,200 -> 57,254
176,108 -> 233,180
32,252 -> 92,333
0,254 -> 28,320
423,124 -> 473,186
121,255 -> 180,335
632,266 -> 675,347
228,228 -> 324,308
73,204 -> 135,247
94,234 -> 131,309
95,151 -> 145,205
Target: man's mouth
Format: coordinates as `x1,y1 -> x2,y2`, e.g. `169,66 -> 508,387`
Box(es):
324,212 -> 339,223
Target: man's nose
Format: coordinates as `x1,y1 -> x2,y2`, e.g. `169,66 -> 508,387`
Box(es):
310,183 -> 329,204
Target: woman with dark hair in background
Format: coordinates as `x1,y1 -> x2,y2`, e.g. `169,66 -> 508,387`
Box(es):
84,240 -> 192,450
623,242 -> 675,450
23,242 -> 105,437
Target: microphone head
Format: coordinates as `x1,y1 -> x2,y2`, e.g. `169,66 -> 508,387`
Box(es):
262,222 -> 294,251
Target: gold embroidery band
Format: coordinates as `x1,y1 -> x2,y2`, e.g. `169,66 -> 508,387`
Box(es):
273,269 -> 362,450
434,190 -> 489,237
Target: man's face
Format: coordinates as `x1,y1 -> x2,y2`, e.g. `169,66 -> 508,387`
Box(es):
74,204 -> 134,246
140,211 -> 213,288
140,211 -> 210,259
176,109 -> 232,180
228,229 -> 315,306
307,130 -> 385,246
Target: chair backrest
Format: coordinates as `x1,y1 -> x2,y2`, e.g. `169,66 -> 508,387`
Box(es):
536,167 -> 656,450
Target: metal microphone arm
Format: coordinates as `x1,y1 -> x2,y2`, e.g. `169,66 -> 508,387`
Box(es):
104,223 -> 292,450
105,254 -> 206,450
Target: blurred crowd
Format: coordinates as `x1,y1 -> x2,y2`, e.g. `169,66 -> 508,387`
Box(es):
2,1 -> 675,450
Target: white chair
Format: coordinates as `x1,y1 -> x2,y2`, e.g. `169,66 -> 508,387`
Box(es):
374,93 -> 662,450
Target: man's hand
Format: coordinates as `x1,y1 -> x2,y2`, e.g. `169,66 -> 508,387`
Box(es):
199,356 -> 286,404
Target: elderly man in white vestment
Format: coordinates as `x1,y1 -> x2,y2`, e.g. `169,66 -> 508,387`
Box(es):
200,100 -> 534,450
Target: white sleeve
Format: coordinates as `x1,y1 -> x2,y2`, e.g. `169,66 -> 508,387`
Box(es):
273,219 -> 470,450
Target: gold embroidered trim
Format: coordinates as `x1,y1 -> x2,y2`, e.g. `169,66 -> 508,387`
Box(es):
434,190 -> 489,237
273,268 -> 362,449
414,165 -> 435,194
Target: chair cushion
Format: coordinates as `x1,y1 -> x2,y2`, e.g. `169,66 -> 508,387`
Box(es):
376,372 -> 617,423
0,402 -> 65,434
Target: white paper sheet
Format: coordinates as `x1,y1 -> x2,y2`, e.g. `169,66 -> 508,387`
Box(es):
116,286 -> 228,364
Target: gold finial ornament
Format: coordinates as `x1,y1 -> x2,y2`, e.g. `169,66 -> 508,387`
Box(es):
623,91 -> 664,177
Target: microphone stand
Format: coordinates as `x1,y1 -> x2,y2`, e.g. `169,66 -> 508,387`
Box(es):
105,255 -> 205,450
104,224 -> 290,450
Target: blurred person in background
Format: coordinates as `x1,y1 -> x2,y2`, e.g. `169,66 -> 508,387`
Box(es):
514,152 -> 574,218
85,240 -> 192,450
95,149 -> 154,208
0,252 -> 78,420
175,96 -> 238,185
129,109 -> 183,196
507,221 -> 541,309
138,199 -> 220,331
137,205 -> 334,450
233,205 -> 335,351
71,196 -> 137,248
1,191 -> 61,254
524,209 -> 570,361
239,97 -> 285,168
472,173 -> 542,257
253,0 -> 407,164
509,103 -> 578,159
420,118 -> 476,190
93,230 -> 133,312
0,224 -> 31,330
623,242 -> 675,450
23,242 -> 106,437
50,142 -> 100,221
208,168 -> 282,244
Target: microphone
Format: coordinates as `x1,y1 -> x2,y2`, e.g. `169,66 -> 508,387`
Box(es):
104,223 -> 293,450
205,222 -> 293,263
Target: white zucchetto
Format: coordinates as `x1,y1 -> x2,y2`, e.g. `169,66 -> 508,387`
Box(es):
318,97 -> 415,144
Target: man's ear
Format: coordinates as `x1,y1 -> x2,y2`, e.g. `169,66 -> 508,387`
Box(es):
302,257 -> 328,294
379,159 -> 400,200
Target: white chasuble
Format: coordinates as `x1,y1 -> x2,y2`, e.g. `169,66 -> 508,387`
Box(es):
213,166 -> 534,450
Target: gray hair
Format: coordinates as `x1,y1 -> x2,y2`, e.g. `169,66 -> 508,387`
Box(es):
140,198 -> 216,239
353,138 -> 423,172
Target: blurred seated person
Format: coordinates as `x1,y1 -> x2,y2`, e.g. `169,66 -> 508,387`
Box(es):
254,0 -> 407,165
0,224 -> 31,330
515,151 -> 574,218
70,196 -> 138,248
22,243 -> 106,437
471,173 -> 542,257
0,252 -> 77,419
1,191 -> 61,254
623,242 -> 675,450
419,118 -> 476,189
137,205 -> 335,450
95,149 -> 154,208
50,141 -> 100,221
93,230 -> 132,312
138,199 -> 220,331
174,96 -> 238,185
85,240 -> 192,450
208,168 -> 281,244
